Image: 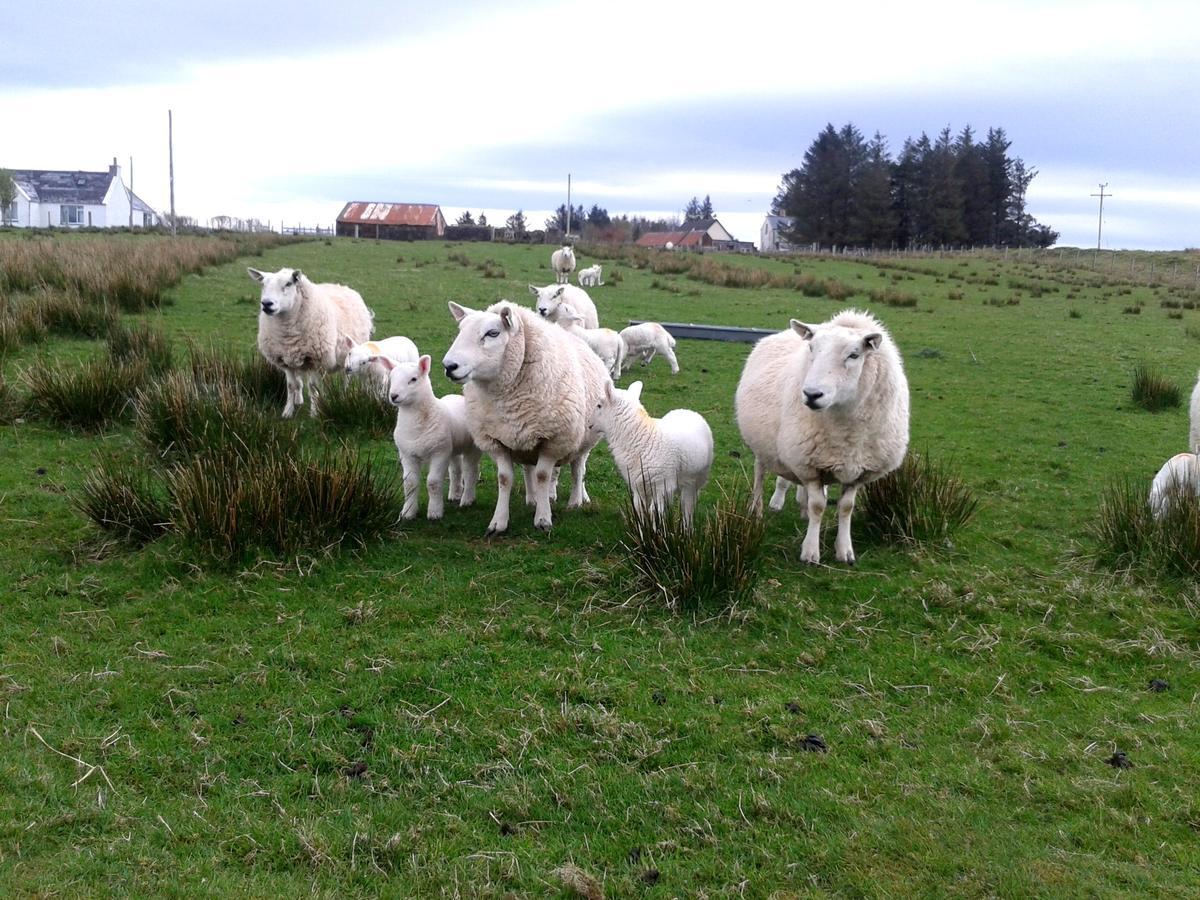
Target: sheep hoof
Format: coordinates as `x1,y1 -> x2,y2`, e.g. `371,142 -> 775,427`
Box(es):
485,523 -> 507,537
281,407 -> 296,419
534,517 -> 552,532
401,509 -> 418,521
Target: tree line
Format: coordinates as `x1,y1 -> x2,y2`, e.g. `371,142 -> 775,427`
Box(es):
773,124 -> 1058,250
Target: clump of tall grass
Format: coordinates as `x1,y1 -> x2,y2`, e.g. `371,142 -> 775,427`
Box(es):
869,287 -> 919,308
0,301 -> 48,352
35,289 -> 119,337
187,342 -> 287,408
855,453 -> 978,545
1091,476 -> 1200,580
20,356 -> 147,431
1131,364 -> 1181,411
317,376 -> 394,439
107,320 -> 173,373
0,372 -> 22,423
618,488 -> 765,613
75,459 -> 172,545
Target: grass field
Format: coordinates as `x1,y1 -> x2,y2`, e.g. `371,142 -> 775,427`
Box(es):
2,235 -> 1199,896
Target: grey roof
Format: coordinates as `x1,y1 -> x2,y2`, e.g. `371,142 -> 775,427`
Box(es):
12,169 -> 115,204
764,215 -> 796,225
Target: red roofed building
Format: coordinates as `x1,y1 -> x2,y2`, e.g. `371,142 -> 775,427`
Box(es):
336,202 -> 446,240
635,218 -> 738,251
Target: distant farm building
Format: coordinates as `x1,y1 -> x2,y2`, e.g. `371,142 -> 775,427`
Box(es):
4,158 -> 158,229
761,215 -> 797,252
635,217 -> 738,251
336,202 -> 446,240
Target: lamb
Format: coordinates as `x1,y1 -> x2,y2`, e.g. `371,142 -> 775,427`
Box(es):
442,300 -> 609,535
577,264 -> 603,288
529,283 -> 599,329
1189,371 -> 1200,452
589,380 -> 713,527
374,354 -> 481,520
1149,452 -> 1200,518
556,302 -> 625,379
342,335 -> 419,395
735,308 -> 909,565
551,245 -> 576,284
248,266 -> 373,418
619,322 -> 679,374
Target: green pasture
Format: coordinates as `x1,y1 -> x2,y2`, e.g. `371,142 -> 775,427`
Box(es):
1,236 -> 1198,896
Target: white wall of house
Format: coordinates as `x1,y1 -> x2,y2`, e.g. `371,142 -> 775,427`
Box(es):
5,165 -> 154,229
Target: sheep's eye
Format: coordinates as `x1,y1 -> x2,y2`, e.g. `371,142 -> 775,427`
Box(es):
848,352 -> 860,360
484,329 -> 500,339
409,377 -> 417,384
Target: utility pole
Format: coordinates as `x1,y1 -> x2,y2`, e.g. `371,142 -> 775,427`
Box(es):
128,155 -> 133,228
566,173 -> 572,239
168,110 -> 176,236
1090,183 -> 1110,267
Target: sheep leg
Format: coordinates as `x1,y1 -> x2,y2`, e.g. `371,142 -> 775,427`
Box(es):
282,369 -> 302,418
661,342 -> 680,375
800,479 -> 827,565
834,484 -> 859,565
567,451 -> 591,508
641,348 -> 655,367
679,483 -> 699,530
523,465 -> 537,506
459,449 -> 481,507
532,454 -> 557,531
306,371 -> 323,418
769,476 -> 792,512
486,450 -> 514,536
750,458 -> 765,516
426,451 -> 450,521
447,456 -> 462,503
399,454 -> 422,520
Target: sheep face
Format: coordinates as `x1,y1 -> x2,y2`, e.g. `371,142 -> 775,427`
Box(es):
382,356 -> 431,407
248,267 -> 303,317
790,320 -> 882,412
589,380 -> 643,437
443,302 -> 518,385
342,338 -> 377,377
529,284 -> 567,320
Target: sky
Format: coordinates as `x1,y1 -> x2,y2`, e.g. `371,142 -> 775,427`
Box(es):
3,0 -> 1198,249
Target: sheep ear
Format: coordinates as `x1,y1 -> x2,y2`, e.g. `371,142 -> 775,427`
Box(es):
448,301 -> 473,322
247,267 -> 265,283
290,269 -> 302,285
418,355 -> 431,376
604,379 -> 614,401
341,335 -> 354,351
552,286 -> 565,299
499,305 -> 517,331
790,320 -> 815,340
629,381 -> 644,403
863,332 -> 882,351
527,284 -> 539,297
370,355 -> 395,371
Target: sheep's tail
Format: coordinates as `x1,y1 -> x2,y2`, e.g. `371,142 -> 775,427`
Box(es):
667,332 -> 677,349
615,337 -> 626,378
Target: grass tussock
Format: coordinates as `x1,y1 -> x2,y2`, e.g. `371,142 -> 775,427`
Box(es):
1092,476 -> 1200,580
75,459 -> 172,545
856,453 -> 978,545
0,371 -> 22,423
317,376 -> 394,439
0,301 -> 48,352
187,342 -> 287,408
34,289 -> 119,337
1131,364 -> 1181,411
20,356 -> 147,431
107,320 -> 173,373
619,489 -> 765,613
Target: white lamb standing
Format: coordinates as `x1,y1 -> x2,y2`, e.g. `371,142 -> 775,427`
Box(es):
374,354 -> 481,520
443,300 -> 609,535
249,266 -> 373,418
577,264 -> 603,288
342,335 -> 419,396
1189,371 -> 1200,453
590,380 -> 713,528
551,245 -> 576,284
1148,452 -> 1200,518
619,322 -> 679,374
529,283 -> 599,329
556,302 -> 625,379
735,308 -> 909,565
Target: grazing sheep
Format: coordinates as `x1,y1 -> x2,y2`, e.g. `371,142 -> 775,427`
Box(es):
735,308 -> 909,565
1190,372 -> 1200,452
375,354 -> 481,520
443,300 -> 609,535
619,322 -> 678,374
342,335 -> 419,395
590,380 -> 713,527
249,266 -> 372,418
528,283 -> 599,329
551,245 -> 576,284
577,264 -> 603,288
1149,452 -> 1200,518
556,302 -> 625,379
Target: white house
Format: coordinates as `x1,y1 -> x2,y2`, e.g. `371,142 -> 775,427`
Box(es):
3,158 -> 157,229
761,215 -> 797,252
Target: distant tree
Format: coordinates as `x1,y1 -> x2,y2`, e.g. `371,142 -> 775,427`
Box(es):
587,204 -> 610,227
925,127 -> 967,246
478,212 -> 488,226
455,210 -> 475,225
773,123 -> 860,246
0,170 -> 16,224
699,195 -> 714,219
852,133 -> 897,248
505,210 -> 527,236
683,196 -> 703,221
953,126 -> 992,245
546,203 -> 586,232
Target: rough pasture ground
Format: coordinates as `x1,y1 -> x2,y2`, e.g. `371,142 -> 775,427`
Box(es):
1,236 -> 1199,895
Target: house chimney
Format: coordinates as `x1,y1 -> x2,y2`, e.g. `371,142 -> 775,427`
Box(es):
109,157 -> 120,177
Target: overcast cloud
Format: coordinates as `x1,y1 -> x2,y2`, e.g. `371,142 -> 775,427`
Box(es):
3,0 -> 1197,249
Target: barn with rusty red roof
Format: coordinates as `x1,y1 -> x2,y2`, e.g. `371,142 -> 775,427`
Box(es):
336,202 -> 446,240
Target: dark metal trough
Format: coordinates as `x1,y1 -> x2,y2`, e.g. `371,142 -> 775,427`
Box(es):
627,321 -> 776,343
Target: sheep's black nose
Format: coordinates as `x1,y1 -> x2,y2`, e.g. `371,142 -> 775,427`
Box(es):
444,362 -> 458,374
803,389 -> 824,405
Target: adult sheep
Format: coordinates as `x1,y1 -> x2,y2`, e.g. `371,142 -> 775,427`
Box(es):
735,308 -> 909,565
1149,452 -> 1200,518
249,267 -> 372,418
443,300 -> 609,535
529,283 -> 599,329
551,245 -> 576,284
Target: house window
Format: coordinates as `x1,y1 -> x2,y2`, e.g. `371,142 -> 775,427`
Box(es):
60,204 -> 84,226
2,201 -> 15,224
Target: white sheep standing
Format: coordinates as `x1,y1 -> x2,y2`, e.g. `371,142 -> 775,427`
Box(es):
443,300 -> 609,535
556,302 -> 625,379
735,308 -> 909,565
529,283 -> 599,329
1149,452 -> 1200,518
342,335 -> 419,396
249,266 -> 373,418
551,245 -> 576,284
589,380 -> 713,527
619,322 -> 679,374
374,354 -> 481,520
577,264 -> 603,288
1189,371 -> 1200,453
